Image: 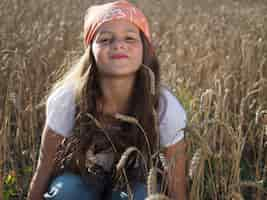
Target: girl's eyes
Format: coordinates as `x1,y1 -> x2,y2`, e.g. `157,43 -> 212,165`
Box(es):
125,36 -> 138,42
97,36 -> 139,44
99,38 -> 112,43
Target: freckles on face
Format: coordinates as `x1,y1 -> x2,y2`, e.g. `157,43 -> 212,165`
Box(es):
91,20 -> 143,77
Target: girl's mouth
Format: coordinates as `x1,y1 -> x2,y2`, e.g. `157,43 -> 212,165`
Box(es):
111,54 -> 129,59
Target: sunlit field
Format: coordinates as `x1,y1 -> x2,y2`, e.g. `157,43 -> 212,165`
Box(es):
1,0 -> 267,199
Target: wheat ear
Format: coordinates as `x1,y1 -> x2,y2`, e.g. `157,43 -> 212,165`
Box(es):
114,113 -> 152,163
145,194 -> 171,200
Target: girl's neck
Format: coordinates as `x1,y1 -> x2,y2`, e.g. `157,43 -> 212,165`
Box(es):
99,75 -> 136,115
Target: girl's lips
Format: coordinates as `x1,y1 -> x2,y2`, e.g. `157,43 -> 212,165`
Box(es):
110,54 -> 129,59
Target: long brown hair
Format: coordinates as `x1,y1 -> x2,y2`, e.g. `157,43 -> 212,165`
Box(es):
53,31 -> 161,177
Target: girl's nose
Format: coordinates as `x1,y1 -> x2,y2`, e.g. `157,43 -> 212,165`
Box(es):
111,39 -> 126,50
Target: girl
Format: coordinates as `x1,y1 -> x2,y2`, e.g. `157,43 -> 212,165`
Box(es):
27,1 -> 187,199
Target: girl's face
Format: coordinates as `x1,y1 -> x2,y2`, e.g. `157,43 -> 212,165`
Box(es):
92,19 -> 143,78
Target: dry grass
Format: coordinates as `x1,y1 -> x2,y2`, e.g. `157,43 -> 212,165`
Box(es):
1,0 -> 267,199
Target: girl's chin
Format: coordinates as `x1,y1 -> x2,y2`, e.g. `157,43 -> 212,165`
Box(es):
99,70 -> 139,78
98,66 -> 140,77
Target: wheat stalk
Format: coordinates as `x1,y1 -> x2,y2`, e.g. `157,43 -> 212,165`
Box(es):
145,194 -> 171,200
116,146 -> 148,173
85,113 -> 118,153
228,191 -> 244,200
114,113 -> 152,163
147,167 -> 158,196
159,152 -> 168,171
189,148 -> 202,179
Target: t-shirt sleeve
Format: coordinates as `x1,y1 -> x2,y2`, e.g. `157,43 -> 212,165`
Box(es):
45,83 -> 76,137
158,87 -> 187,147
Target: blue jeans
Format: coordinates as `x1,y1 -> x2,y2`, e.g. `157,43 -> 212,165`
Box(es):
43,172 -> 148,200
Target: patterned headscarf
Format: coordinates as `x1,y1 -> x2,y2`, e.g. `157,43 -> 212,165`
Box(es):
84,0 -> 151,46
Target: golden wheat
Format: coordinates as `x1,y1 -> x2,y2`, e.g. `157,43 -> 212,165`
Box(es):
1,0 -> 267,199
145,194 -> 171,200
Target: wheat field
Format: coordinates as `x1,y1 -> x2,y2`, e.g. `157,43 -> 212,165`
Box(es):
1,0 -> 267,199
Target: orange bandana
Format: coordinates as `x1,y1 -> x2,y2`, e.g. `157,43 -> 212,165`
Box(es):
84,0 -> 151,46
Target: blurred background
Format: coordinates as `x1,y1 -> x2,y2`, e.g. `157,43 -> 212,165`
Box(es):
1,0 -> 267,199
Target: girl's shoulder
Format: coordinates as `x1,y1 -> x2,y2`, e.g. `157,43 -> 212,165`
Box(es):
158,86 -> 187,147
159,86 -> 187,121
46,82 -> 76,137
47,82 -> 76,105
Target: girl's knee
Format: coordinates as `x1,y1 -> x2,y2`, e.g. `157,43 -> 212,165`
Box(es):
44,172 -> 100,200
133,183 -> 147,200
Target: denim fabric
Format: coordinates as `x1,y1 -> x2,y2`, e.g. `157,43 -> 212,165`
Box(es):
43,172 -> 101,200
43,172 -> 148,200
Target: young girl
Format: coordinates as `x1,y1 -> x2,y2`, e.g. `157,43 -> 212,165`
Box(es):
27,1 -> 187,199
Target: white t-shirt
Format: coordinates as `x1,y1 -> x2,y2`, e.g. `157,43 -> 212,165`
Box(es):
46,82 -> 186,147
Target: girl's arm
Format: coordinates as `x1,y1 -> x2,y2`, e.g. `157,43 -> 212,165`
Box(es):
164,139 -> 187,200
27,126 -> 64,200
